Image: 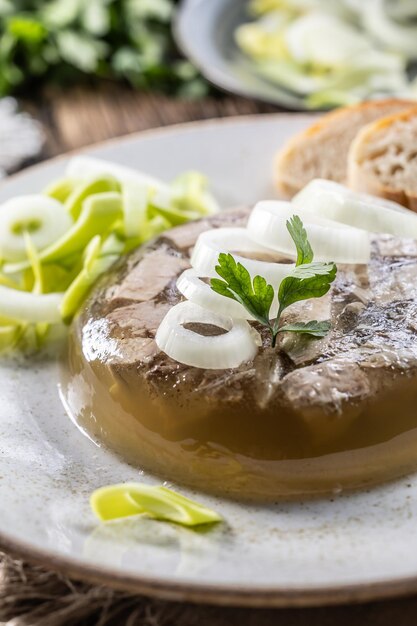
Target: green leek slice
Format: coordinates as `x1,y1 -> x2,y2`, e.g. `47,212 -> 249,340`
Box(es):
65,176 -> 121,220
41,191 -> 122,263
122,181 -> 150,238
0,324 -> 20,351
0,286 -> 63,323
0,195 -> 73,262
0,163 -> 219,349
90,483 -> 222,527
150,204 -> 201,226
60,233 -> 124,321
171,172 -> 220,216
44,177 -> 79,203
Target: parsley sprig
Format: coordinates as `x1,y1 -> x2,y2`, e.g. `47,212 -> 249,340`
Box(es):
210,215 -> 337,347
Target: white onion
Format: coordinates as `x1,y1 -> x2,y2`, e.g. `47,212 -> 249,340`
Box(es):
248,200 -> 370,264
177,268 -> 280,320
0,286 -> 63,323
155,301 -> 261,369
0,195 -> 72,262
293,179 -> 417,238
191,227 -> 294,287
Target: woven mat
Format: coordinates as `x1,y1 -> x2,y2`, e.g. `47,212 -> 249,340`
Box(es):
2,552 -> 417,626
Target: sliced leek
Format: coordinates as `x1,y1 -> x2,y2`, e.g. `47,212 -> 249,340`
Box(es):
0,195 -> 72,262
0,324 -> 20,351
64,176 -> 120,220
60,234 -> 124,322
0,161 -> 220,350
91,483 -> 222,526
171,171 -> 220,216
122,182 -> 150,239
0,286 -> 63,323
235,0 -> 415,104
285,12 -> 370,66
66,156 -> 171,203
44,177 -> 78,204
361,0 -> 417,60
41,192 -> 123,263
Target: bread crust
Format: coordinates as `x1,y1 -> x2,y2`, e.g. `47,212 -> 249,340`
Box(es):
348,106 -> 417,211
275,99 -> 415,198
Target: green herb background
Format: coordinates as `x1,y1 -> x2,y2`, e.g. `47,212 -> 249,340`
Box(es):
0,0 -> 210,98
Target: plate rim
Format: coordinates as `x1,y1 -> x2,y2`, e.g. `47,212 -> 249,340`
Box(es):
4,529 -> 417,607
3,112 -> 315,188
1,113 -> 417,607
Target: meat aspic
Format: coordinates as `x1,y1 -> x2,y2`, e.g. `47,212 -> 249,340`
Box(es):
65,208 -> 417,499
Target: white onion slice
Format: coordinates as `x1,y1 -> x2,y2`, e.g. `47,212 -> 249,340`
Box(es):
177,268 -> 280,320
191,227 -> 294,287
247,200 -> 370,264
155,301 -> 261,369
0,195 -> 72,262
293,179 -> 417,238
0,286 -> 63,323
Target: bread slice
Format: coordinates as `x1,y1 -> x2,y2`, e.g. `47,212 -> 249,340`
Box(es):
348,107 -> 417,211
275,99 -> 414,198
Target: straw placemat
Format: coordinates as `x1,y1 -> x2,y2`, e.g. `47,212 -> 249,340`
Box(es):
3,551 -> 417,626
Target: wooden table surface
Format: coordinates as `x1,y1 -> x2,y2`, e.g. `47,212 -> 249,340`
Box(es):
24,83 -> 278,158
11,84 -> 417,626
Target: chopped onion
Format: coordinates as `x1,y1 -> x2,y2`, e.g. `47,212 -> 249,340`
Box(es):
177,268 -> 279,320
0,286 -> 63,323
248,200 -> 370,264
155,301 -> 261,369
293,179 -> 417,239
191,227 -> 294,287
0,195 -> 72,262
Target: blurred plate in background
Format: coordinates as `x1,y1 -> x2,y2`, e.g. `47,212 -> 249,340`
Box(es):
175,0 -> 417,112
174,0 -> 311,110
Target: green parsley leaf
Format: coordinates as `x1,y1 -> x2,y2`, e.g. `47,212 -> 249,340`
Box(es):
286,215 -> 313,266
277,262 -> 336,313
209,216 -> 337,348
211,252 -> 274,326
277,320 -> 331,338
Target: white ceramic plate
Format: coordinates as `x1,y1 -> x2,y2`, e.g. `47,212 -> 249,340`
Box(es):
2,115 -> 417,607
